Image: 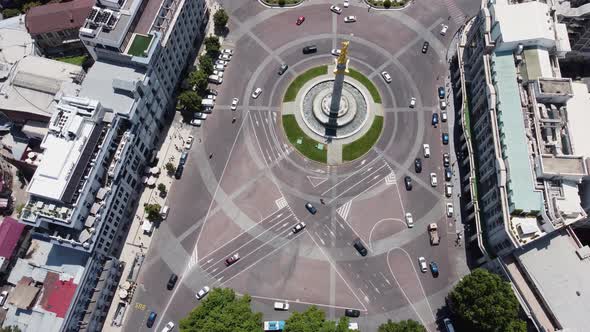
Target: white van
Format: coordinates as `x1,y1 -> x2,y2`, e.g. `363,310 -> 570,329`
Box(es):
160,205 -> 169,219
208,74 -> 223,84
423,144 -> 431,158
201,98 -> 215,108
214,64 -> 225,71
273,302 -> 289,311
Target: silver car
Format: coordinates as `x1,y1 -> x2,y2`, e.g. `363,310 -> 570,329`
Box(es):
381,71 -> 392,83
195,286 -> 210,300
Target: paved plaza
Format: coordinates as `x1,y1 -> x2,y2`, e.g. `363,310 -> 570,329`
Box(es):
121,0 -> 480,331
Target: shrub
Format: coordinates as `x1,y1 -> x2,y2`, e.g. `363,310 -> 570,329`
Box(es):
383,0 -> 392,8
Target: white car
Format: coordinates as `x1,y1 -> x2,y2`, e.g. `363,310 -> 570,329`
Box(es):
430,173 -> 438,187
441,111 -> 448,122
190,119 -> 202,127
418,257 -> 427,272
440,100 -> 447,110
0,290 -> 8,307
219,53 -> 231,61
348,322 -> 359,330
231,97 -> 239,111
162,321 -> 175,332
440,24 -> 449,36
344,15 -> 357,23
212,70 -> 224,78
381,71 -> 392,83
195,113 -> 208,120
343,0 -> 349,7
195,286 -> 210,300
405,213 -> 414,228
207,94 -> 217,101
274,302 -> 290,310
292,222 -> 306,233
446,203 -> 454,217
445,183 -> 453,197
423,144 -> 431,158
330,5 -> 342,14
215,59 -> 227,67
184,135 -> 193,150
221,48 -> 233,55
409,97 -> 416,108
331,48 -> 342,56
252,88 -> 262,99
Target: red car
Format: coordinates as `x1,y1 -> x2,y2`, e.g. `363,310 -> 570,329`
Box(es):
225,253 -> 240,266
296,16 -> 305,25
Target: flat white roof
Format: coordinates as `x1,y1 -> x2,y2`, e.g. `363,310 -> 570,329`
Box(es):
492,0 -> 555,47
516,232 -> 590,331
566,82 -> 590,159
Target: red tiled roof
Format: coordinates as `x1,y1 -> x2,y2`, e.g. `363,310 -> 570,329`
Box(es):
0,217 -> 26,259
40,272 -> 78,318
25,0 -> 95,35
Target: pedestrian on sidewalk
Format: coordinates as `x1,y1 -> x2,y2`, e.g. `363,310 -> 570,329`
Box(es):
209,153 -> 213,159
232,117 -> 236,123
320,198 -> 325,205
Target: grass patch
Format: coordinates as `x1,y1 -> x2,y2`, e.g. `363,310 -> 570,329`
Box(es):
282,115 -> 327,163
55,55 -> 87,66
345,68 -> 381,103
127,34 -> 153,57
343,116 -> 383,161
283,66 -> 328,102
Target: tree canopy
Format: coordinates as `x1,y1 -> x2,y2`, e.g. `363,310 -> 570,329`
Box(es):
198,55 -> 214,75
188,70 -> 209,94
284,306 -> 356,332
177,90 -> 202,112
204,36 -> 221,55
448,268 -> 526,332
377,319 -> 426,332
179,288 -> 262,332
1,325 -> 22,332
213,9 -> 229,30
144,203 -> 161,221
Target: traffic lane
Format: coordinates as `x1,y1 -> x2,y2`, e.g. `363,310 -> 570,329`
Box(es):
319,158 -> 391,201
279,38 -> 334,69
227,0 -> 266,22
311,214 -> 360,249
402,0 -> 450,29
269,69 -> 295,107
380,63 -> 418,108
382,111 -> 421,165
249,110 -> 288,167
397,46 -> 443,108
251,5 -> 333,50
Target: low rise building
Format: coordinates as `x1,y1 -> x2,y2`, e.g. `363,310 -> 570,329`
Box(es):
0,217 -> 30,278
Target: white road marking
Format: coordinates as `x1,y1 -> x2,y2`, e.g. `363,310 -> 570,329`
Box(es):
336,200 -> 352,221
321,158 -> 382,195
239,293 -> 365,311
357,288 -> 370,303
380,272 -> 392,286
328,163 -> 388,203
367,218 -> 405,250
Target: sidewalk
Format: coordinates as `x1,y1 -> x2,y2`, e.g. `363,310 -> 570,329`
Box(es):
103,114 -> 193,331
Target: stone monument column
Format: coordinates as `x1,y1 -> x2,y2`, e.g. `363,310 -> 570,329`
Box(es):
329,41 -> 350,121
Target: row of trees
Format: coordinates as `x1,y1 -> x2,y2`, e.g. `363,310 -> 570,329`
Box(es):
178,288 -> 427,332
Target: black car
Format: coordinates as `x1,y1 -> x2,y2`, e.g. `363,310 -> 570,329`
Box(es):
443,153 -> 450,167
303,45 -> 318,54
179,151 -> 188,166
353,238 -> 368,256
345,309 -> 361,317
278,64 -> 289,75
305,202 -> 317,214
206,88 -> 218,96
404,176 -> 413,190
166,274 -> 178,290
414,158 -> 422,173
422,41 -> 429,54
438,86 -> 445,99
432,113 -> 439,127
445,167 -> 452,181
147,311 -> 157,327
174,164 -> 184,179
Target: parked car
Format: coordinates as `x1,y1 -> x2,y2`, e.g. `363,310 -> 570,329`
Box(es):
430,261 -> 439,277
430,173 -> 438,187
418,257 -> 427,272
278,64 -> 289,75
442,132 -> 449,144
174,164 -> 184,179
343,0 -> 349,7
405,213 -> 414,228
422,41 -> 429,53
292,222 -> 306,233
231,97 -> 239,111
423,144 -> 431,158
443,318 -> 456,332
162,321 -> 175,332
345,309 -> 361,317
353,238 -> 368,256
184,135 -> 193,150
190,119 -> 202,126
404,176 -> 413,190
195,113 -> 208,120
440,24 -> 449,35
225,253 -> 240,266
331,48 -> 342,56
445,167 -> 452,181
215,59 -> 227,67
438,86 -> 445,99
195,286 -> 210,300
441,111 -> 448,122
0,291 -> 8,307
443,153 -> 450,167
212,70 -> 224,79
381,71 -> 392,83
206,88 -> 218,96
414,158 -> 422,173
166,274 -> 178,290
409,97 -> 416,108
330,5 -> 342,14
274,302 -> 290,311
344,15 -> 357,23
440,100 -> 447,110
305,202 -> 317,214
445,183 -> 453,197
264,321 -> 285,331
303,45 -> 318,54
147,311 -> 157,328
296,16 -> 305,25
219,53 -> 231,61
446,203 -> 454,217
252,88 -> 262,99
221,48 -> 233,55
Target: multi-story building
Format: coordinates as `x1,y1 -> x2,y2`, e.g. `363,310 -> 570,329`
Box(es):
4,0 -> 208,330
556,0 -> 590,56
25,0 -> 95,56
457,0 -> 590,330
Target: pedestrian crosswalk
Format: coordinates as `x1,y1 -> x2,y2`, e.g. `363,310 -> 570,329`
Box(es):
337,200 -> 352,221
385,172 -> 396,186
275,197 -> 288,210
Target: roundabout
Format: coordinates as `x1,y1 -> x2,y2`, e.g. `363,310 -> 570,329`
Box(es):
124,1 -> 482,331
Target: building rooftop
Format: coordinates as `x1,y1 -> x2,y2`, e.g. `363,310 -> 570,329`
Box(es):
25,0 -> 95,35
491,0 -> 555,49
0,16 -> 36,64
493,52 -> 543,213
80,0 -> 146,48
515,232 -> 590,331
0,216 -> 26,259
79,61 -> 145,116
566,82 -> 590,159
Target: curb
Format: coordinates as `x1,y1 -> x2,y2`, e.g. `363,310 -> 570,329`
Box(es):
363,0 -> 413,11
258,0 -> 305,9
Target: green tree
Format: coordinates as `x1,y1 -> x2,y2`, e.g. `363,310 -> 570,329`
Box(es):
285,306 -> 327,332
22,1 -> 41,12
449,268 -> 526,332
179,288 -> 262,332
144,203 -> 161,222
157,183 -> 166,193
204,35 -> 221,55
199,55 -> 214,75
378,319 -> 426,332
165,162 -> 176,176
188,70 -> 209,93
213,8 -> 229,30
177,90 -> 201,112
278,0 -> 286,6
383,0 -> 392,8
2,8 -> 21,18
1,326 -> 22,332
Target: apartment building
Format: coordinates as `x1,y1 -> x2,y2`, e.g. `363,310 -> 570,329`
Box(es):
458,0 -> 590,330
4,0 -> 208,330
556,0 -> 590,57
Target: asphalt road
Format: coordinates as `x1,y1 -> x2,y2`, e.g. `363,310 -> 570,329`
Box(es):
122,0 -> 480,331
